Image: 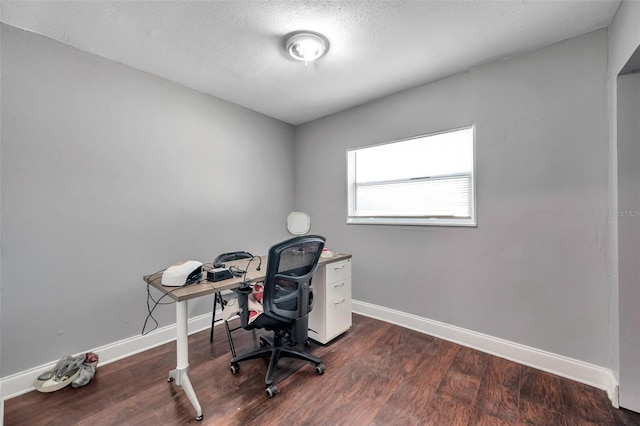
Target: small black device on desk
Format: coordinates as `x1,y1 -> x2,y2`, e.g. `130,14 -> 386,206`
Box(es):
207,267 -> 233,282
208,251 -> 254,282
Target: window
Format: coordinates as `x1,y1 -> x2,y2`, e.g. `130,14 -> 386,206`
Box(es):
347,126 -> 475,226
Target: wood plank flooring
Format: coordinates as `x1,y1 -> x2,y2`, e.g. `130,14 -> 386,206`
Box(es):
4,314 -> 640,425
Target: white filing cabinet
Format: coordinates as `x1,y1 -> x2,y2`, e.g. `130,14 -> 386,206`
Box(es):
308,258 -> 352,344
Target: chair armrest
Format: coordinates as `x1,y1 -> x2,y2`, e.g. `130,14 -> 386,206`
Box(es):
234,285 -> 253,328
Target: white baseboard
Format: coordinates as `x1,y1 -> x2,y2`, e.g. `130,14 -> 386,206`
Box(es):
1,312 -> 216,401
352,300 -> 619,407
2,301 -> 619,409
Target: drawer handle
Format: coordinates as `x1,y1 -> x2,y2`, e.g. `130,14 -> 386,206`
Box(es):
332,265 -> 346,271
334,298 -> 346,305
333,281 -> 346,288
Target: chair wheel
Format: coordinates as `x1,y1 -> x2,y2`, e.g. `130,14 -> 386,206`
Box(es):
315,363 -> 325,375
304,339 -> 311,347
266,384 -> 277,398
230,363 -> 240,375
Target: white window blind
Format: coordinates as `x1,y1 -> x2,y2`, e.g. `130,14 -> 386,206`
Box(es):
347,126 -> 476,226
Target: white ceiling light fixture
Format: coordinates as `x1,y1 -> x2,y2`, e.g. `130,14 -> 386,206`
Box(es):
285,31 -> 329,67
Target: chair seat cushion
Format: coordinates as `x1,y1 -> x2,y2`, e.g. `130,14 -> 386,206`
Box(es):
252,313 -> 287,331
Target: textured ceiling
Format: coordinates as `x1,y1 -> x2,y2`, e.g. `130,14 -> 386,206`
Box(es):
1,1 -> 621,125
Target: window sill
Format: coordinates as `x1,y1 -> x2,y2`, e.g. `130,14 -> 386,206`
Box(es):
346,217 -> 477,227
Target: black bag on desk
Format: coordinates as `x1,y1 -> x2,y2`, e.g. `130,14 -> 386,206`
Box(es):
213,251 -> 254,268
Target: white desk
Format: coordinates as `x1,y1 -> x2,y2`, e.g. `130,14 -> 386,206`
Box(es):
144,252 -> 352,421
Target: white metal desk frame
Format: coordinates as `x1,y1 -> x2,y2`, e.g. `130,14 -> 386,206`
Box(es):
144,253 -> 351,421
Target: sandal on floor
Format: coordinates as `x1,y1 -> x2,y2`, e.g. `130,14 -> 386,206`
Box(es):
33,355 -> 84,393
72,352 -> 99,388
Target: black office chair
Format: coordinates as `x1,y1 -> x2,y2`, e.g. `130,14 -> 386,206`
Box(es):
229,235 -> 326,398
209,251 -> 254,344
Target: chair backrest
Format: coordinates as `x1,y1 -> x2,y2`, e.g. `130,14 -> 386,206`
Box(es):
262,236 -> 325,339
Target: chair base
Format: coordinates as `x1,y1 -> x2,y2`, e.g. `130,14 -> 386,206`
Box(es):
230,335 -> 324,393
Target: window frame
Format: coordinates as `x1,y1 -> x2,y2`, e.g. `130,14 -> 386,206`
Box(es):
346,125 -> 477,227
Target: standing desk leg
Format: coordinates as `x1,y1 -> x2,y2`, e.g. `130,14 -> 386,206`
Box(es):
168,300 -> 203,421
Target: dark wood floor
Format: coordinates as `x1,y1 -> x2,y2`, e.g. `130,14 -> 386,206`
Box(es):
5,314 -> 640,425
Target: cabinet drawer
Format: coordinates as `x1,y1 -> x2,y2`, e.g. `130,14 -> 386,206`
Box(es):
327,278 -> 351,300
325,295 -> 352,341
326,259 -> 351,283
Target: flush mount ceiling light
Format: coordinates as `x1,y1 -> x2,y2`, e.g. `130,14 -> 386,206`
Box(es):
285,31 -> 329,66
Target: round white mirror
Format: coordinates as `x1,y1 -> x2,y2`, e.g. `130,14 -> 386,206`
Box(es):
286,212 -> 311,235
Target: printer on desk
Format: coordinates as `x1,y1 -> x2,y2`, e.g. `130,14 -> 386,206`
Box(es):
161,260 -> 203,286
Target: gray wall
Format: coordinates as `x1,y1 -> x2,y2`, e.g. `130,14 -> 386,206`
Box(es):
295,29 -> 610,366
617,72 -> 640,409
0,24 -> 295,376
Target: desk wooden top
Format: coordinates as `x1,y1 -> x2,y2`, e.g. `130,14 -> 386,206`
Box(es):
144,253 -> 351,302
